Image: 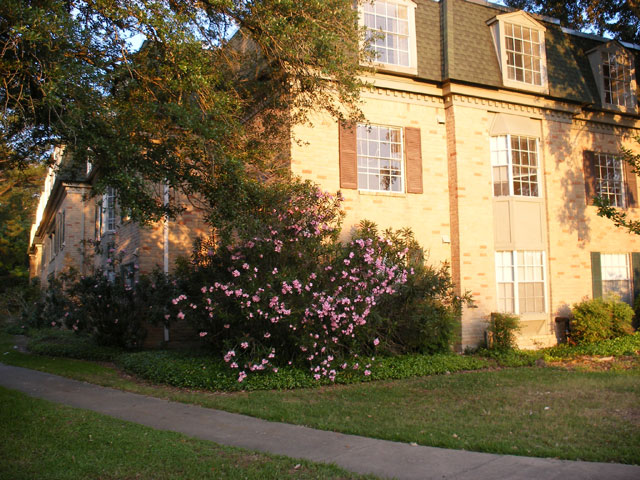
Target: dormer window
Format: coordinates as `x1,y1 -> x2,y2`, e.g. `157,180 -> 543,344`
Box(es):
588,42 -> 637,112
361,0 -> 418,75
504,23 -> 543,86
488,11 -> 548,94
603,52 -> 632,107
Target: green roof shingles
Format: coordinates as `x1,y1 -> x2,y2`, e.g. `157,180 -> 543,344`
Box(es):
410,0 -> 626,105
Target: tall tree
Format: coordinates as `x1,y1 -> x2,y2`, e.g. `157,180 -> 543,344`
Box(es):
504,0 -> 640,44
0,164 -> 46,291
1,0 -> 370,225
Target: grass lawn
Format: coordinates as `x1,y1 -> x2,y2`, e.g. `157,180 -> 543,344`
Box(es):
2,332 -> 640,465
0,386 -> 374,480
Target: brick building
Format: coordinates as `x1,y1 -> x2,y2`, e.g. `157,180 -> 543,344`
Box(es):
29,0 -> 640,349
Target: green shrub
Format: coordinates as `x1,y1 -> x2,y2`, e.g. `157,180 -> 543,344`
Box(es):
64,271 -> 147,349
487,312 -> 520,351
570,297 -> 634,344
609,298 -> 634,337
0,281 -> 42,330
632,294 -> 640,331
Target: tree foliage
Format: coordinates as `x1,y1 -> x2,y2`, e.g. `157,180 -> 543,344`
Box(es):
0,164 -> 46,291
1,0 -> 370,222
504,0 -> 640,44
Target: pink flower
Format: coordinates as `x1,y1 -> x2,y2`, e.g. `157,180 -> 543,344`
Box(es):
264,332 -> 271,339
364,370 -> 371,376
224,324 -> 230,329
177,311 -> 185,320
232,269 -> 241,277
199,331 -> 208,337
240,342 -> 249,349
238,371 -> 247,382
373,338 -> 380,346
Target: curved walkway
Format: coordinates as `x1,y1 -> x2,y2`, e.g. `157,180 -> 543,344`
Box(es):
1,363 -> 638,480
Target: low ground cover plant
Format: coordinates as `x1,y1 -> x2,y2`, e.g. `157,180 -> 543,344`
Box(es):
116,350 -> 488,391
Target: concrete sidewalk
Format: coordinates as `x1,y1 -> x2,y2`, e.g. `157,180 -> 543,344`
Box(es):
1,363 -> 638,480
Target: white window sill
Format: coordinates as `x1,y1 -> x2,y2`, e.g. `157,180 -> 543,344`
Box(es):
358,190 -> 406,198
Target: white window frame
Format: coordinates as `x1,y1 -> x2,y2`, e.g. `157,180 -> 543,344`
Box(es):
102,187 -> 116,234
495,250 -> 548,315
588,43 -> 637,113
357,123 -> 405,193
491,134 -> 541,198
488,11 -> 549,94
360,0 -> 418,76
594,152 -> 626,208
601,253 -> 632,304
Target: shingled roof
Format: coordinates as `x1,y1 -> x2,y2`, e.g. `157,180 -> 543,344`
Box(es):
411,0 -> 638,106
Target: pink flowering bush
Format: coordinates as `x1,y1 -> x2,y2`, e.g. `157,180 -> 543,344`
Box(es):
174,180 -> 467,382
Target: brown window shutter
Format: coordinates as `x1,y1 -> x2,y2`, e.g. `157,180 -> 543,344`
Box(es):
404,127 -> 423,194
583,150 -> 598,205
339,121 -> 357,189
624,159 -> 638,207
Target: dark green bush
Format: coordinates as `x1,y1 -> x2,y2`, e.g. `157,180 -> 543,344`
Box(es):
64,271 -> 147,349
487,312 -> 520,351
570,297 -> 634,344
0,280 -> 42,330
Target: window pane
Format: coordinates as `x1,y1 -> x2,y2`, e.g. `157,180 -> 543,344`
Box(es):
357,124 -> 404,192
504,22 -> 543,85
595,153 -> 625,207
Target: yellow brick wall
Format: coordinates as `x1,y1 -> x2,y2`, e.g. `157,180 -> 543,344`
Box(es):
542,117 -> 640,320
292,81 -> 640,350
445,101 -> 498,347
291,88 -> 453,268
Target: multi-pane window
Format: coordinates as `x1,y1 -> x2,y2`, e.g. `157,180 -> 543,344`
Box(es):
357,124 -> 404,192
595,153 -> 625,207
496,251 -> 546,314
363,1 -> 410,67
504,23 -> 543,86
601,253 -> 632,304
104,187 -> 116,232
603,52 -> 634,108
491,135 -> 540,197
